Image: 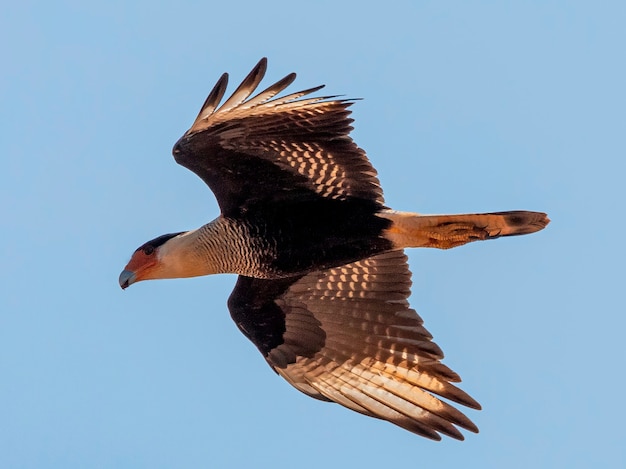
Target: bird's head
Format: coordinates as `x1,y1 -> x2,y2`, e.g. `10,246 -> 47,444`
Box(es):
119,232 -> 186,289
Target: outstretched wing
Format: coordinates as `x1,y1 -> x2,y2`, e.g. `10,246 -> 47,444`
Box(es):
173,58 -> 384,217
228,250 -> 481,440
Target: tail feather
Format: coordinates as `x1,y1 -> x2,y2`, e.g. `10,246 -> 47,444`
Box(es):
381,210 -> 550,250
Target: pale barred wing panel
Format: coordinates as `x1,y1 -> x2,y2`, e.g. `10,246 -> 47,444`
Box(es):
228,250 -> 481,440
174,58 -> 384,216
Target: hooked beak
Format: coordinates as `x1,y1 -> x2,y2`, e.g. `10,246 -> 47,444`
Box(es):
119,269 -> 137,290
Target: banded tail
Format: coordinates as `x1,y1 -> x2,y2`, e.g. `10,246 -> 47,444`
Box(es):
381,210 -> 550,250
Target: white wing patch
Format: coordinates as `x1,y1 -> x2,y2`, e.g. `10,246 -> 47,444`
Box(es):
268,140 -> 353,199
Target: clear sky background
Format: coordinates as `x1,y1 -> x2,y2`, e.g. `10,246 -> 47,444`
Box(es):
2,2 -> 624,468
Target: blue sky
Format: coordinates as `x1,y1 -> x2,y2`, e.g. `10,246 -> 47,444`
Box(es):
2,1 -> 624,468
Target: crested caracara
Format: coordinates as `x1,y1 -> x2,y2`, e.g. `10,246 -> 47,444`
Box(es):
120,58 -> 549,440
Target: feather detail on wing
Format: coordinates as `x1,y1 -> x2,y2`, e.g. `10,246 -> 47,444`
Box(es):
173,58 -> 384,216
228,250 -> 480,440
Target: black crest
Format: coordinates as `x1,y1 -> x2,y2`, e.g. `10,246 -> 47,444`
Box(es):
135,232 -> 185,253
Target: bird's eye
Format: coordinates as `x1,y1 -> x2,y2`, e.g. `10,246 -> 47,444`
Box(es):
143,245 -> 155,255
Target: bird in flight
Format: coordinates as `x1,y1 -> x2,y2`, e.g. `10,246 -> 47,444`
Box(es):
119,58 -> 548,440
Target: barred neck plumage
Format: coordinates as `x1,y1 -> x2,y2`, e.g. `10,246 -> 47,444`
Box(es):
193,218 -> 271,277
155,218 -> 276,279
